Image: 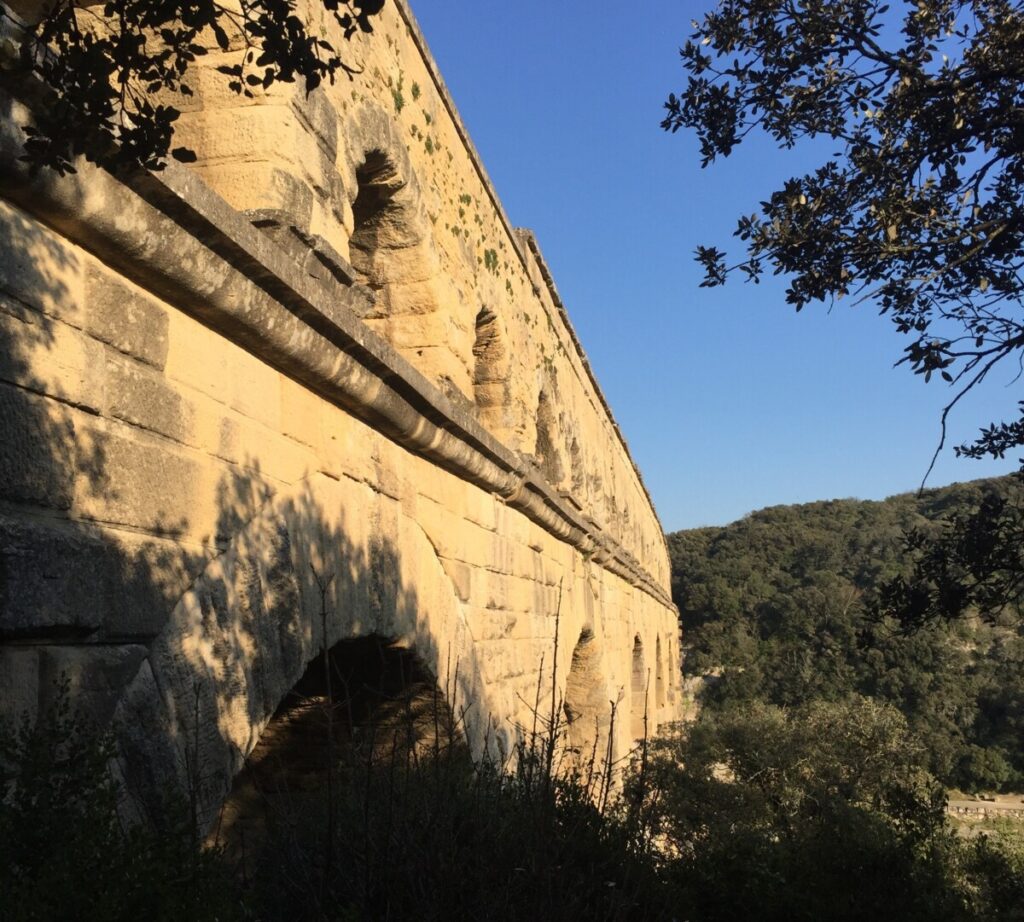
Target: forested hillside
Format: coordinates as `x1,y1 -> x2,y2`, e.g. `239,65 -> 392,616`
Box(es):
668,476 -> 1024,792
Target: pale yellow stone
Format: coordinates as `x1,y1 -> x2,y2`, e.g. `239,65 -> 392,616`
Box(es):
0,1 -> 683,819
279,374 -> 323,451
0,311 -> 104,412
164,311 -> 231,405
229,349 -> 281,431
319,405 -> 379,485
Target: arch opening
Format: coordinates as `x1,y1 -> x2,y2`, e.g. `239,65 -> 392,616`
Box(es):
630,635 -> 647,742
350,150 -> 405,254
346,143 -> 458,384
563,628 -> 611,775
472,306 -> 509,423
216,634 -> 462,875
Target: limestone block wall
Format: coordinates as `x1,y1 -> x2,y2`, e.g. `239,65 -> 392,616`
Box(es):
0,0 -> 680,824
161,0 -> 669,580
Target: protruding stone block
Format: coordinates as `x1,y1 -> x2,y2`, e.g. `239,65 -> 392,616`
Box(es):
0,518 -> 108,637
0,200 -> 83,323
106,358 -> 197,447
0,384 -> 76,510
85,264 -> 170,369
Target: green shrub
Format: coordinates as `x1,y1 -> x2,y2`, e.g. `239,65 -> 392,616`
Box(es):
0,679 -> 240,922
1,675 -> 673,921
7,679 -> 1020,921
239,690 -> 672,921
632,697 -> 1024,922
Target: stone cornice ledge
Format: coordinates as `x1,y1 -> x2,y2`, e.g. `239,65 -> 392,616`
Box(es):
0,91 -> 674,611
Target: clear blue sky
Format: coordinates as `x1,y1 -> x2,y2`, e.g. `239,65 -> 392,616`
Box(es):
412,0 -> 1019,532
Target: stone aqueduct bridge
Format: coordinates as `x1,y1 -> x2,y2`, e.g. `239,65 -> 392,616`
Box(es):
0,1 -> 681,820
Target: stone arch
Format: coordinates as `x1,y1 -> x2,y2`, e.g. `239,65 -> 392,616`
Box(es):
339,105 -> 471,394
563,627 -> 612,773
630,635 -> 648,742
218,633 -> 460,869
110,472 -> 491,828
472,306 -> 510,432
348,147 -> 424,285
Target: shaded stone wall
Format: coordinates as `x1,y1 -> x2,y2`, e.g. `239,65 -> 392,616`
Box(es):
0,0 -> 680,823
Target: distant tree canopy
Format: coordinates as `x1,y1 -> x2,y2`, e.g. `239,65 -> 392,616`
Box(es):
1,0 -> 385,174
663,0 -> 1024,469
876,487 -> 1024,627
634,698 -> 985,922
667,477 -> 1024,792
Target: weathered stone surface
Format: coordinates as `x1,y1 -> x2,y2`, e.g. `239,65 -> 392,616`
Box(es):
38,644 -> 148,726
279,374 -> 322,450
0,517 -> 109,636
0,199 -> 83,322
292,88 -> 339,162
164,310 -> 231,405
191,162 -> 315,228
0,384 -> 76,510
0,0 -> 682,827
72,428 -> 210,538
0,510 -> 204,642
100,532 -> 213,639
0,310 -> 105,412
85,263 -> 169,369
106,357 -> 197,446
229,348 -> 281,431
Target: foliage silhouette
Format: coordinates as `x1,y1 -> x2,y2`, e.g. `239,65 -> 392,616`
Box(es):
0,678 -> 241,922
664,0 -> 1024,468
875,474 -> 1024,627
222,635 -> 672,922
2,651 -> 676,921
3,0 -> 384,174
